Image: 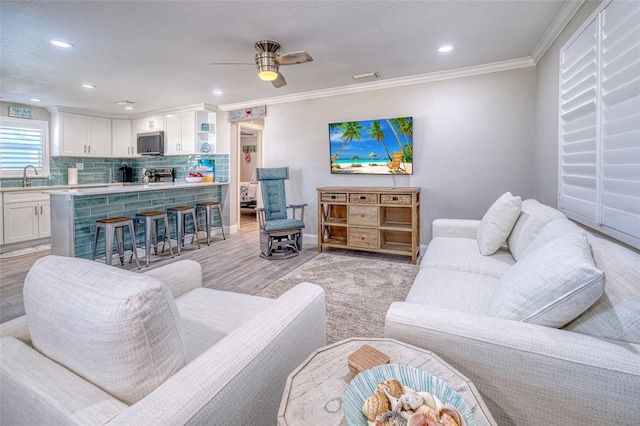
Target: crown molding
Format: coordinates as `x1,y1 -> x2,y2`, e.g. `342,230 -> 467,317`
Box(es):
531,0 -> 586,63
47,103 -> 219,119
218,57 -> 535,111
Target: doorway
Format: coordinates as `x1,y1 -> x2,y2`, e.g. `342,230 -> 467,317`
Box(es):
237,120 -> 264,230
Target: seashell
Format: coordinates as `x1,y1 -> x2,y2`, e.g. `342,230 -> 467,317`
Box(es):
417,392 -> 434,410
376,379 -> 404,399
400,410 -> 415,421
400,392 -> 424,411
415,404 -> 438,420
418,392 -> 443,411
407,412 -> 440,426
382,388 -> 402,412
375,410 -> 408,426
438,406 -> 462,426
363,391 -> 391,422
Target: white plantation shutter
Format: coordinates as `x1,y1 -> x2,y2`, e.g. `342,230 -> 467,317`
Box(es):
0,117 -> 50,178
600,0 -> 640,243
559,20 -> 598,222
559,0 -> 640,249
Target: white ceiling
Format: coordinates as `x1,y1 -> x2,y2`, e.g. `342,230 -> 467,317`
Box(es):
1,1 -> 571,115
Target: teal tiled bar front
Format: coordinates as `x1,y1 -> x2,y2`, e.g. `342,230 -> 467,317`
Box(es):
46,182 -> 227,259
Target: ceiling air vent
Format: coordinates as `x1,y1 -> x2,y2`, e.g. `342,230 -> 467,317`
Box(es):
352,72 -> 379,82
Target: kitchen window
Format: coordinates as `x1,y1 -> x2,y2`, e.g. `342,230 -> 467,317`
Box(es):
0,117 -> 50,178
558,0 -> 640,249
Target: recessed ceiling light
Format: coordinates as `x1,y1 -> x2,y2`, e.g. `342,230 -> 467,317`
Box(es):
81,84 -> 96,89
51,40 -> 74,48
124,106 -> 134,110
438,45 -> 454,53
212,90 -> 223,96
29,98 -> 42,102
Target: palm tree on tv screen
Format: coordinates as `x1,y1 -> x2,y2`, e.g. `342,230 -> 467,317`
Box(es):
331,121 -> 365,161
387,118 -> 413,161
369,120 -> 392,161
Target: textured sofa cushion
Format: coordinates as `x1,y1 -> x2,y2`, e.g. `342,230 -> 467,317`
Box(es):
176,288 -> 273,362
521,218 -> 581,258
476,192 -> 522,255
23,256 -> 187,405
406,267 -> 500,314
563,235 -> 640,344
506,199 -> 567,261
421,237 -> 514,278
488,232 -> 605,327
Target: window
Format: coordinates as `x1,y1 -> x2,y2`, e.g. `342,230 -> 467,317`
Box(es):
559,0 -> 640,249
0,117 -> 50,178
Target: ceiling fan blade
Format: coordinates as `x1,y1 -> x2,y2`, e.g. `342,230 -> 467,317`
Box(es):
271,72 -> 287,88
210,62 -> 254,66
275,51 -> 313,66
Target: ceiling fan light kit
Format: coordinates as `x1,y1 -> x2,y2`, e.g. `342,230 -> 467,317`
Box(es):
256,51 -> 280,81
253,40 -> 313,88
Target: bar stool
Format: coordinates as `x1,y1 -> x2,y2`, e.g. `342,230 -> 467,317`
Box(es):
196,201 -> 226,246
92,217 -> 140,269
133,211 -> 174,267
167,206 -> 201,255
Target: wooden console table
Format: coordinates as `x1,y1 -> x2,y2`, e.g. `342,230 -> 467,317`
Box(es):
317,187 -> 420,264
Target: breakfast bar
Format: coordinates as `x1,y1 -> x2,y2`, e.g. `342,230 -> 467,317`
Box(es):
46,181 -> 228,259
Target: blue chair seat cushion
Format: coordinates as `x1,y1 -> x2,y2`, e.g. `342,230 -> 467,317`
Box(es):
263,219 -> 305,232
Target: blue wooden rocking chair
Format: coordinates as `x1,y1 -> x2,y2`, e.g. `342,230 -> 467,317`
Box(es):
255,167 -> 306,259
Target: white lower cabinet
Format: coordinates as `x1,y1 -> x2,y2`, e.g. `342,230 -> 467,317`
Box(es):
2,191 -> 51,244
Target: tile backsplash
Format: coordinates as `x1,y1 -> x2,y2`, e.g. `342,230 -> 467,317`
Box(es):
0,154 -> 229,188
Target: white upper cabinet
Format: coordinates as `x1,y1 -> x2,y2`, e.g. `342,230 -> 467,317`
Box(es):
136,116 -> 163,133
86,116 -> 111,156
51,112 -> 86,156
50,112 -> 111,157
112,119 -> 136,157
164,111 -> 196,155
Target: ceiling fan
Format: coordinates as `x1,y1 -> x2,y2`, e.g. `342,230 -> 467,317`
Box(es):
213,40 -> 313,88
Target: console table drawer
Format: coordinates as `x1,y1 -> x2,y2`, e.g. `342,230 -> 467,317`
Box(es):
348,227 -> 378,249
321,192 -> 347,203
349,193 -> 378,204
348,205 -> 378,226
380,194 -> 412,205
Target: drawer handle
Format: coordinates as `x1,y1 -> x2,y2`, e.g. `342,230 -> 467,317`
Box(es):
331,195 -> 336,199
392,196 -> 398,201
360,196 -> 366,200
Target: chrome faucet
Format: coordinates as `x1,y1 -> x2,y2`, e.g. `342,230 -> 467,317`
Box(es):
23,165 -> 38,187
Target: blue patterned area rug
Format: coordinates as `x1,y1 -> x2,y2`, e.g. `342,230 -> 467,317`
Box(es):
0,244 -> 51,259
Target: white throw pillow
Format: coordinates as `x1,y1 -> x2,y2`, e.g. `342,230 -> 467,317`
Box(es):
24,256 -> 187,405
488,232 -> 605,327
476,192 -> 522,255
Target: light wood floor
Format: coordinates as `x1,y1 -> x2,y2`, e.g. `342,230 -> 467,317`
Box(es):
0,210 -> 415,324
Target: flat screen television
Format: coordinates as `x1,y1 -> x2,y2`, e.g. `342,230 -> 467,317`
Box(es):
329,116 -> 413,174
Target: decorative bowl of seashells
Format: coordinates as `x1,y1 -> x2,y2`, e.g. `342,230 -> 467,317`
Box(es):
343,364 -> 474,426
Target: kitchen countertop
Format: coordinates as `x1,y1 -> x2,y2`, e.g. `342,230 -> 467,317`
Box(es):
44,181 -> 228,196
0,183 -> 123,193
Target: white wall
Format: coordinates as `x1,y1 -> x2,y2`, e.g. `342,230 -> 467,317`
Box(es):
263,66 -> 537,243
533,0 -> 603,206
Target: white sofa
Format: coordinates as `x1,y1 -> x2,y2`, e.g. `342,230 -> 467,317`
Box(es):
385,197 -> 640,425
0,256 -> 326,425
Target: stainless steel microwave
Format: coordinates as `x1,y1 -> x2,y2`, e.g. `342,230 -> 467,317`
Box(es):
137,131 -> 164,155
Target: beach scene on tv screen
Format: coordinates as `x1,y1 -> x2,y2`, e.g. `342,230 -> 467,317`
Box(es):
329,117 -> 412,174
